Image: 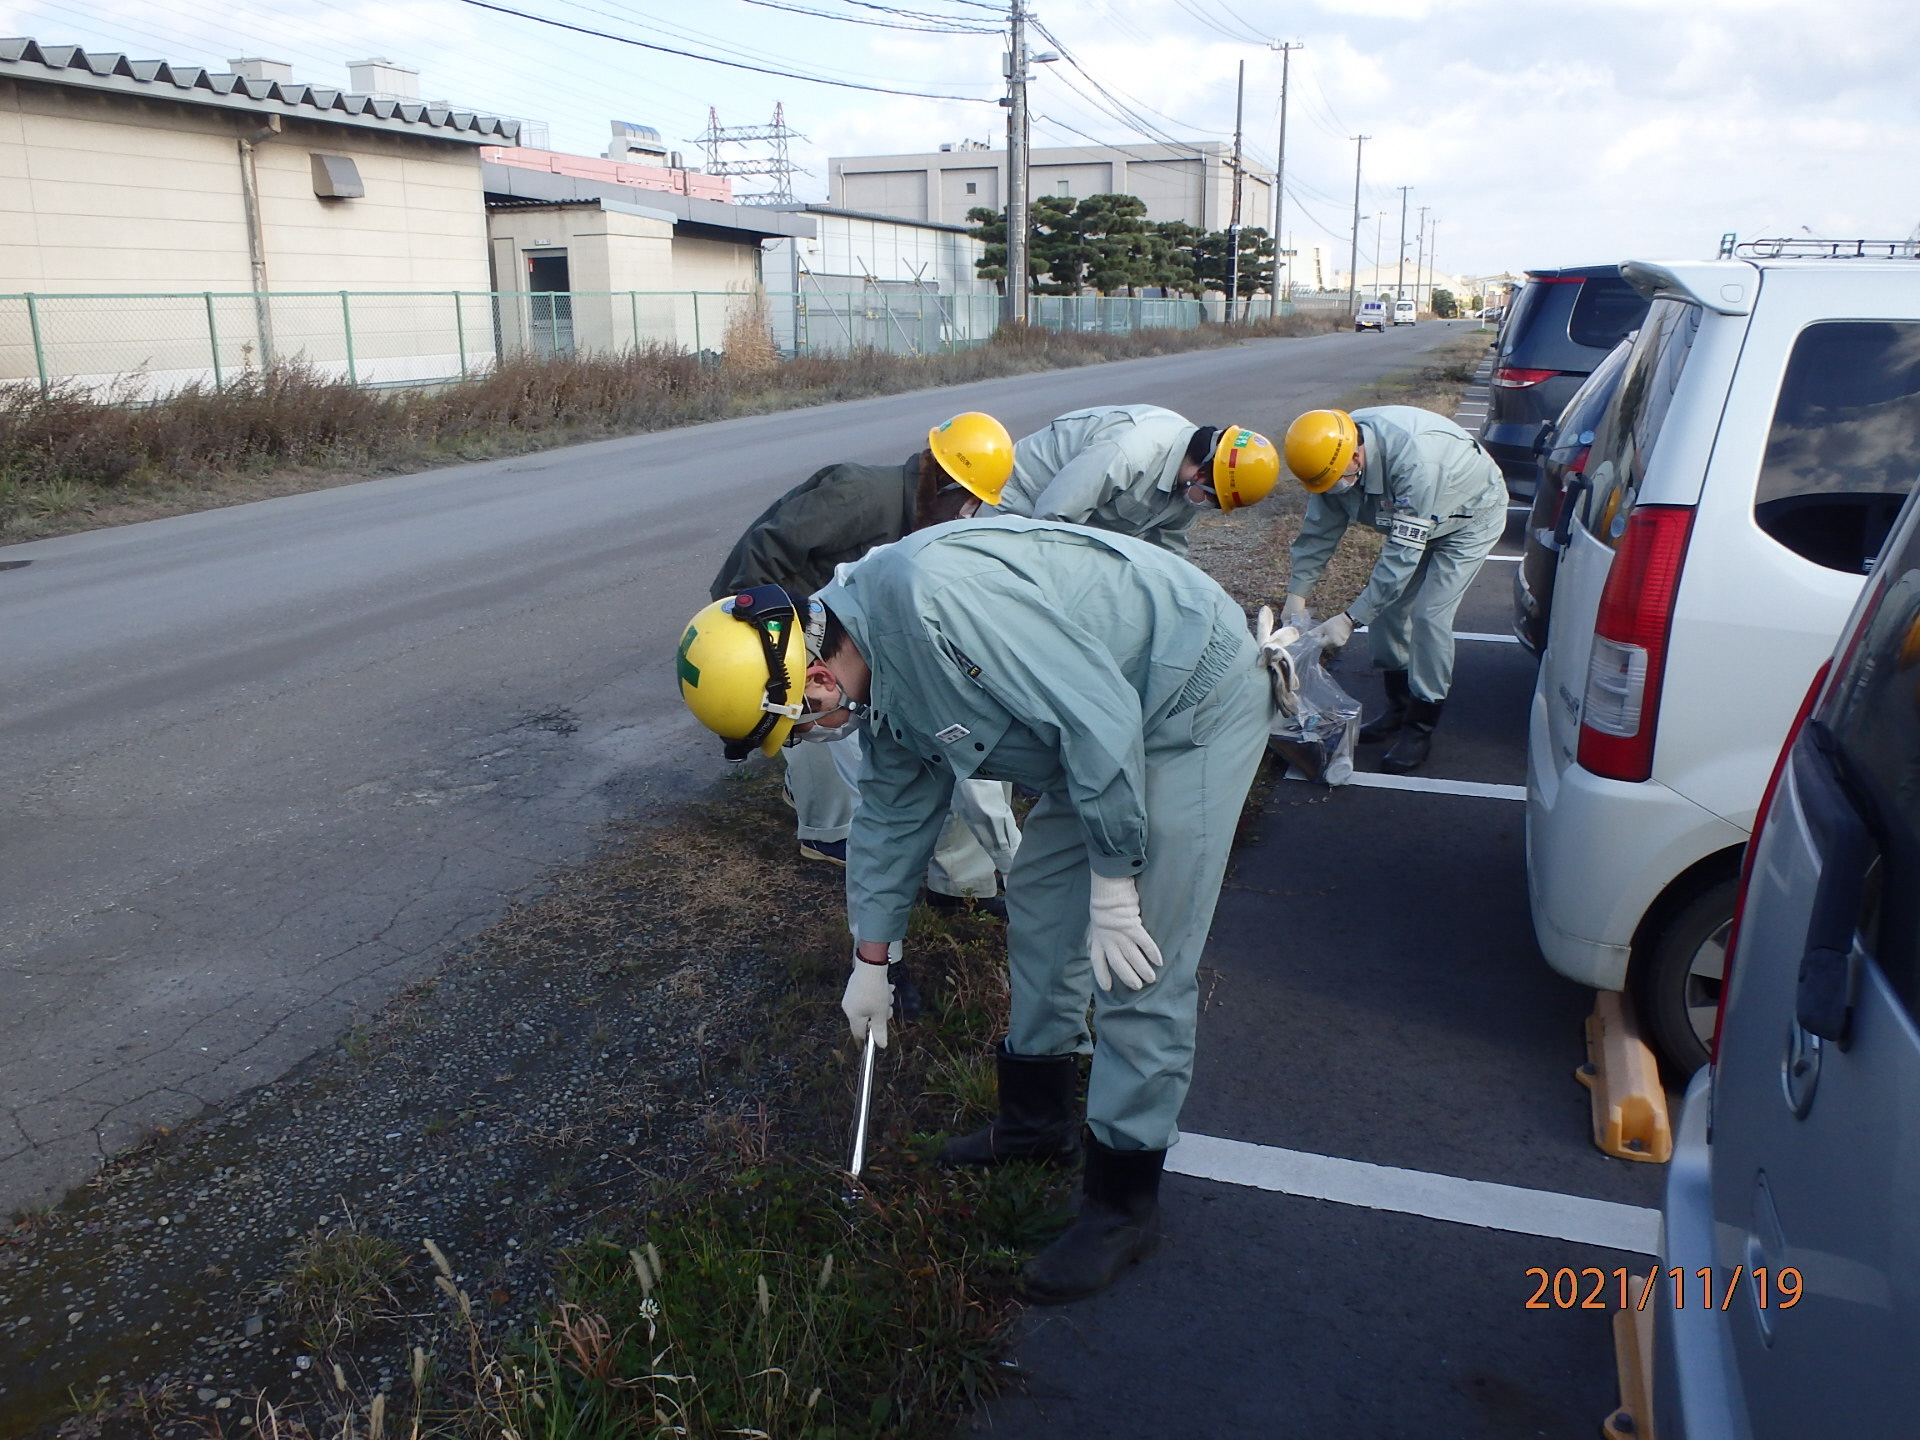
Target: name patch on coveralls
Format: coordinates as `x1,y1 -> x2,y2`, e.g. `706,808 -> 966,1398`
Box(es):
934,724 -> 972,744
1389,514 -> 1433,548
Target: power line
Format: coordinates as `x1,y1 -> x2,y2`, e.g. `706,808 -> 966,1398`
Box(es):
550,0 -> 992,87
732,0 -> 999,31
1030,19 -> 1218,150
457,0 -> 999,101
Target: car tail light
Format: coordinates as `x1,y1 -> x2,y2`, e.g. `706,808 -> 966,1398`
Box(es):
1492,367 -> 1558,388
1711,661 -> 1832,1063
1577,505 -> 1696,782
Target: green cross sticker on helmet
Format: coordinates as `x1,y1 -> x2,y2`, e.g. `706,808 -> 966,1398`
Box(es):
675,626 -> 701,689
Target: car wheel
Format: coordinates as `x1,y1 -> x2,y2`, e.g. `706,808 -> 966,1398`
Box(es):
1634,876 -> 1738,1080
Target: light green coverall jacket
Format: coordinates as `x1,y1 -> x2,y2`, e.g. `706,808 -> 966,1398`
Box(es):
1287,405 -> 1507,702
994,404 -> 1202,555
816,517 -> 1271,1151
709,454 -> 1013,890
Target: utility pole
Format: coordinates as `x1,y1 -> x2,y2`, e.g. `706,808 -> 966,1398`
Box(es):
1428,218 -> 1440,314
1416,204 -> 1429,312
1346,134 -> 1368,315
1372,210 -> 1384,292
1395,185 -> 1410,300
1003,0 -> 1031,326
1268,41 -> 1302,298
1227,59 -> 1245,321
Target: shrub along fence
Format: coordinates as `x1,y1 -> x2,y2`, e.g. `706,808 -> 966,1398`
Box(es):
0,288 -> 1304,399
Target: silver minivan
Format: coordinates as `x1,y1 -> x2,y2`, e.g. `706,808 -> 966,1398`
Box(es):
1658,476 -> 1920,1436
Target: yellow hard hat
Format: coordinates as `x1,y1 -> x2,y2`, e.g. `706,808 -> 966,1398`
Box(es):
928,411 -> 1015,506
676,585 -> 809,761
1210,425 -> 1281,513
1284,409 -> 1360,494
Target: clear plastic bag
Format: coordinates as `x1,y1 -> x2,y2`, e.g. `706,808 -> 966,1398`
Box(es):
1267,632 -> 1362,786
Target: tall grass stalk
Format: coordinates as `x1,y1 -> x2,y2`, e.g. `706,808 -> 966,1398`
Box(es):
0,316 -> 1338,539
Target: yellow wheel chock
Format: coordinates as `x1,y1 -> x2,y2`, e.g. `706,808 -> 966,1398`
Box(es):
1576,991 -> 1673,1164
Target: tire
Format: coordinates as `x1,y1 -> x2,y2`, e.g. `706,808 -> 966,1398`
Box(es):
1633,875 -> 1738,1080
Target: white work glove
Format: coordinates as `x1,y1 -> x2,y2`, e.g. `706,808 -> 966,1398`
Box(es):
1087,874 -> 1163,992
1312,611 -> 1355,651
840,941 -> 900,1048
1254,605 -> 1303,713
1280,594 -> 1311,628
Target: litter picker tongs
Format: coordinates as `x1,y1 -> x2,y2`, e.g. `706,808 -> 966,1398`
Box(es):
848,1028 -> 878,1179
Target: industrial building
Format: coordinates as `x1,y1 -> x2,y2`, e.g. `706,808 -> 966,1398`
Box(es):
0,39 -> 514,388
829,140 -> 1275,235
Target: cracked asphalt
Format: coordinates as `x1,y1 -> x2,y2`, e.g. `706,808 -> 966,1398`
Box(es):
0,324 -> 1468,1218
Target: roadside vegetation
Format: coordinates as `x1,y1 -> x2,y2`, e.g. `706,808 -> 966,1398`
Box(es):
0,323 -> 1486,1440
0,315 -> 1340,544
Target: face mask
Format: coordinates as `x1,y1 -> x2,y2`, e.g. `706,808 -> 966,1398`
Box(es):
1327,474 -> 1358,496
789,679 -> 868,745
793,712 -> 864,744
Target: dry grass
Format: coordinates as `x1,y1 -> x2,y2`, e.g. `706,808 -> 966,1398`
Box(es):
276,1227 -> 411,1350
0,315 -> 1342,544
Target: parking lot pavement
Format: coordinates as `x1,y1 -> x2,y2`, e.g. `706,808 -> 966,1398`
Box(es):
975,519 -> 1665,1438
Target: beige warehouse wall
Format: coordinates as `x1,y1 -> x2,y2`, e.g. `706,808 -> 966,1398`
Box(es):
0,78 -> 491,294
0,78 -> 254,291
673,234 -> 762,293
0,78 -> 494,389
254,124 -> 490,292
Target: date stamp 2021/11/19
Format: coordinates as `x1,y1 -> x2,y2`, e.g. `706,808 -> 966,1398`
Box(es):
1525,1266 -> 1804,1312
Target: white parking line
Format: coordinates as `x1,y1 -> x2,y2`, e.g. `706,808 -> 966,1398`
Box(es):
1170,1132 -> 1660,1255
1342,772 -> 1527,801
1354,625 -> 1520,645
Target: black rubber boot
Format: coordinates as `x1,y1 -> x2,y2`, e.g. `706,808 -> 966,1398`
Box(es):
937,1044 -> 1083,1167
1381,697 -> 1444,773
1358,669 -> 1412,743
1023,1137 -> 1165,1304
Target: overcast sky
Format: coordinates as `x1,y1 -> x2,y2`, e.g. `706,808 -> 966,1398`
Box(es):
7,0 -> 1916,283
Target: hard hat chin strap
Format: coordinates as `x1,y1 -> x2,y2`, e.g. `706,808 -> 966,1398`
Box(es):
720,584 -> 805,762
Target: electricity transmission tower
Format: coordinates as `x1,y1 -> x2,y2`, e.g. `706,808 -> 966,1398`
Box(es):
689,103 -> 806,205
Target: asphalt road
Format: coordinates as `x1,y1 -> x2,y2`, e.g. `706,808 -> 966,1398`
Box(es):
0,321 -> 1465,1216
971,373 -> 1667,1439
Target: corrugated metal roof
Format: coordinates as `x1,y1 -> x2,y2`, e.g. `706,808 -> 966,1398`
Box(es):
0,38 -> 519,144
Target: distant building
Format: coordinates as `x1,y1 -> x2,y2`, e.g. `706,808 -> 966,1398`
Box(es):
0,39 -> 515,387
758,202 -> 991,354
762,204 -> 989,296
829,140 -> 1274,234
481,140 -> 733,205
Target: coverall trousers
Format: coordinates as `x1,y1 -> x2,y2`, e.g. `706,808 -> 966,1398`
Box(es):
1004,656 -> 1272,1152
1365,502 -> 1507,703
785,738 -> 1017,897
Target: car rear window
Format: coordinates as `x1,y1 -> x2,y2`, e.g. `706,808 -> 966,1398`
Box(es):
1580,299 -> 1702,548
1819,505 -> 1920,1014
1754,322 -> 1920,574
1567,277 -> 1650,350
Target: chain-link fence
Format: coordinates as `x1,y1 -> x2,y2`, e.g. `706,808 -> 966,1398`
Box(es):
0,288 -> 1299,398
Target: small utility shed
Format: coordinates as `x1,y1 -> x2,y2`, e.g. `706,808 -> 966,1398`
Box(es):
0,39 -> 516,387
481,159 -> 813,355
